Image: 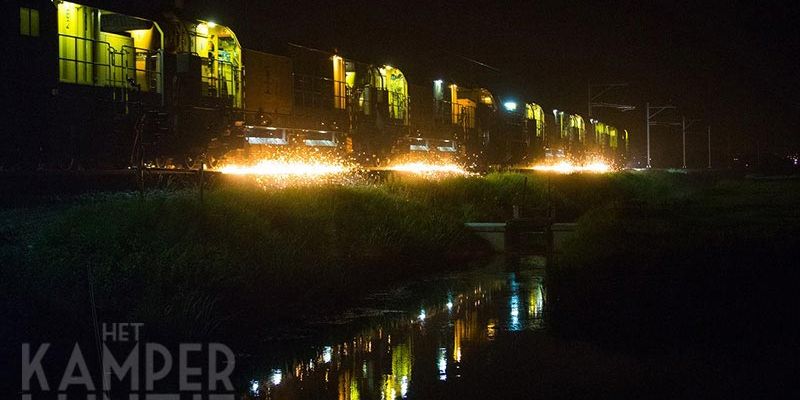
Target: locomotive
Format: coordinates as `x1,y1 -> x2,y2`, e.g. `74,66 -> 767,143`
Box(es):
3,0 -> 629,171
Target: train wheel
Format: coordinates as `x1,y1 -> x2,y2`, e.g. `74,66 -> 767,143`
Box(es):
154,157 -> 168,169
183,154 -> 201,170
206,155 -> 220,169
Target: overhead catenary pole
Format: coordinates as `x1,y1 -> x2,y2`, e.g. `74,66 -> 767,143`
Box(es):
646,102 -> 651,168
645,103 -> 677,169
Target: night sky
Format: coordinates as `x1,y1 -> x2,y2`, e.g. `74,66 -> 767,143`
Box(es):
110,0 -> 799,167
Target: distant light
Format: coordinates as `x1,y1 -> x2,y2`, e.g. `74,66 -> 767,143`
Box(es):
438,347 -> 448,381
322,346 -> 333,363
418,309 -> 426,321
270,369 -> 282,386
207,21 -> 217,28
504,101 -> 518,111
446,301 -> 453,310
434,79 -> 443,85
250,380 -> 260,394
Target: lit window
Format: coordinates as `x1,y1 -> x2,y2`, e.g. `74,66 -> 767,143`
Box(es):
20,7 -> 39,37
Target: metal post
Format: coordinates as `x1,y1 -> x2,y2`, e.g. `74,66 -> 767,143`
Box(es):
646,102 -> 651,168
682,115 -> 687,169
707,125 -> 712,169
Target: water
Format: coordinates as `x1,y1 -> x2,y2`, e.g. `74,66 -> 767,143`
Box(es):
239,259 -> 546,399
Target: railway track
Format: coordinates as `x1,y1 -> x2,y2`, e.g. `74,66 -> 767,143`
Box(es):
0,168 -> 222,203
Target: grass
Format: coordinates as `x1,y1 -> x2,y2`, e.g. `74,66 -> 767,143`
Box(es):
546,177 -> 800,394
0,170 -> 712,348
2,185 -> 482,343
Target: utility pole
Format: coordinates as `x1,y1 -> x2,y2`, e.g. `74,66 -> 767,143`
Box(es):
646,102 -> 650,168
645,103 -> 676,169
679,116 -> 702,169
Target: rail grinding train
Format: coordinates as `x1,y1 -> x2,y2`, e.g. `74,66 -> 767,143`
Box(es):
3,0 -> 629,171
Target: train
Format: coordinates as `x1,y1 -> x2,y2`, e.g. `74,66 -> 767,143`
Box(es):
3,0 -> 629,171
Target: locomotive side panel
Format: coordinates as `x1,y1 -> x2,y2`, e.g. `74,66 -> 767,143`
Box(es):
242,49 -> 293,126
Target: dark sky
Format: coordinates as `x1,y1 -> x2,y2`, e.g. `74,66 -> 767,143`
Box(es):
115,0 -> 800,167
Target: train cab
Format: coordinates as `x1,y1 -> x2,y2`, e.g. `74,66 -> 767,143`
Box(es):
525,102 -> 547,158
159,18 -> 242,109
154,18 -> 244,166
345,61 -> 411,162
6,0 -> 166,167
53,1 -> 164,99
589,120 -> 628,161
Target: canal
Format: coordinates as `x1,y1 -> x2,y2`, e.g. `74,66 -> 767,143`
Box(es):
238,258 -> 547,399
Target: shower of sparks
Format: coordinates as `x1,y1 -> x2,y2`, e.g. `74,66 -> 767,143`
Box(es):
216,154 -> 361,188
528,159 -> 614,174
219,159 -> 349,176
382,161 -> 471,178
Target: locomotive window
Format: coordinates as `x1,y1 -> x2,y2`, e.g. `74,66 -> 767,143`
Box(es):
20,7 -> 40,37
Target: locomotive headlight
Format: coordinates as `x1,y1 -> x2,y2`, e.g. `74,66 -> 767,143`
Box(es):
503,101 -> 518,112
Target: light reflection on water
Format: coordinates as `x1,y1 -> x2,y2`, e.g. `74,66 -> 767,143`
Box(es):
245,266 -> 546,399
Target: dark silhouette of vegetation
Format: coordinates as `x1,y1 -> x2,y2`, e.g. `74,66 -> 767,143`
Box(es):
548,178 -> 800,396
